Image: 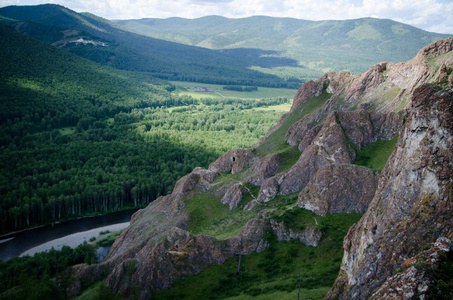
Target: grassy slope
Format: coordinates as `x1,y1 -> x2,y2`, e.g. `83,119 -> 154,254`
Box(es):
253,89 -> 332,158
354,136 -> 399,171
152,207 -> 362,300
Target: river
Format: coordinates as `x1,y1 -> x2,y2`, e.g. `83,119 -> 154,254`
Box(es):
0,209 -> 137,261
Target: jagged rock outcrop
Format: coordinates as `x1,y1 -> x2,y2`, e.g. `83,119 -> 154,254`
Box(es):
208,148 -> 257,174
298,124 -> 322,152
257,112 -> 356,202
100,213 -> 319,298
327,84 -> 453,299
245,153 -> 282,186
106,227 -> 227,297
297,164 -> 380,216
270,219 -> 322,247
257,37 -> 453,151
257,109 -> 403,203
290,71 -> 350,113
142,166 -> 217,219
335,110 -> 403,150
285,113 -> 321,146
221,183 -> 243,210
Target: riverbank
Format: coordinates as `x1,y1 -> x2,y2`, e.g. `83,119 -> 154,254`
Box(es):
0,209 -> 137,261
20,222 -> 129,257
0,205 -> 143,240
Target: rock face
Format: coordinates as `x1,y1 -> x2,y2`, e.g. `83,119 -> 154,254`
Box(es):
257,110 -> 403,203
209,148 -> 257,174
336,110 -> 403,150
221,183 -> 243,210
369,236 -> 452,300
327,84 -> 453,299
99,213 -> 321,298
245,153 -> 282,186
297,164 -> 380,216
258,37 -> 453,151
270,219 -> 322,247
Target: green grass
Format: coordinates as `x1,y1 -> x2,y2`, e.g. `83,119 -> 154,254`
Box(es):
354,136 -> 399,171
276,145 -> 301,173
186,181 -> 258,239
186,188 -> 255,239
171,81 -> 298,100
96,231 -> 123,247
73,280 -> 121,300
151,210 -> 362,300
253,103 -> 292,111
224,287 -> 330,300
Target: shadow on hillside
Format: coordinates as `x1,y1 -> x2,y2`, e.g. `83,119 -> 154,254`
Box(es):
217,48 -> 300,68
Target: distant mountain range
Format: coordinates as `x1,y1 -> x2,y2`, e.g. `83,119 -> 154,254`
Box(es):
0,4 -> 450,86
116,16 -> 451,80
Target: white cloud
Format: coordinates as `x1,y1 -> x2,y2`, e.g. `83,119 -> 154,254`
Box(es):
0,0 -> 452,33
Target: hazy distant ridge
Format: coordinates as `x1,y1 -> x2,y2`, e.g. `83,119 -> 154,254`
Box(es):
116,15 -> 451,79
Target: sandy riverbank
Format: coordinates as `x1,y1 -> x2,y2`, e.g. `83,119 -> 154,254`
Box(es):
20,222 -> 129,257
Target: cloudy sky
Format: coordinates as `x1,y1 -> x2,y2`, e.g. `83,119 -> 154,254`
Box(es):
1,0 -> 452,34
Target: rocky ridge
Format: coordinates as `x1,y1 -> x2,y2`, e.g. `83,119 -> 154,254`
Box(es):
71,38 -> 453,299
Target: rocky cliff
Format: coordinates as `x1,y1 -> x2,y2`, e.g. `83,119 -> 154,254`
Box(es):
71,37 -> 453,299
326,83 -> 453,299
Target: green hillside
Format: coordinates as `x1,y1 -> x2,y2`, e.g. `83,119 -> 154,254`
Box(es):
0,4 -> 297,88
116,16 -> 451,80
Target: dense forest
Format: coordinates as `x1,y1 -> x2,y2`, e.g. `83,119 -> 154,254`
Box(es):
0,23 -> 292,234
0,242 -> 98,299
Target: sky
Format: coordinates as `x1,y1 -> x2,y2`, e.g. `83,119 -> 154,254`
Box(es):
0,0 -> 452,34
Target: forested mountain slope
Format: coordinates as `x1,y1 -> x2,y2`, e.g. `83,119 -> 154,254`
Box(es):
0,22 -> 215,234
0,4 -> 295,87
66,36 -> 453,299
117,16 -> 450,81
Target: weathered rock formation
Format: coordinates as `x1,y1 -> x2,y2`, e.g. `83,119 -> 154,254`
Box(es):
257,109 -> 403,203
270,219 -> 322,247
297,164 -> 380,216
369,236 -> 452,300
208,148 -> 257,174
265,37 -> 453,152
245,153 -> 282,186
221,183 -> 243,210
327,84 -> 453,299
